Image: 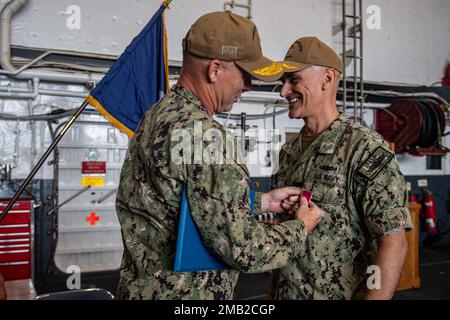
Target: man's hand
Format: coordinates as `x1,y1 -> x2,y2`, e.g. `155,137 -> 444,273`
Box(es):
294,197 -> 323,233
261,187 -> 303,213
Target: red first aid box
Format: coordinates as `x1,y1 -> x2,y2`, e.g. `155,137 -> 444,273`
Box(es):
0,200 -> 33,281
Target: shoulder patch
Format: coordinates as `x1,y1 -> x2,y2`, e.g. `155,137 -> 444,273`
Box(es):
357,146 -> 394,181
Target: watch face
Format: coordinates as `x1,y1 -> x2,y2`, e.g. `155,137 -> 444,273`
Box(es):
86,149 -> 99,161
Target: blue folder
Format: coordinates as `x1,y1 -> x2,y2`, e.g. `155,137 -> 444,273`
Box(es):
173,187 -> 227,272
174,187 -> 256,272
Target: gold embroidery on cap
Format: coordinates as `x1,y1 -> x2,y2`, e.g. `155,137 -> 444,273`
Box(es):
282,63 -> 297,70
253,62 -> 283,76
222,46 -> 238,58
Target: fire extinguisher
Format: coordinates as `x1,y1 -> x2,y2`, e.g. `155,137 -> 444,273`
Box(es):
422,188 -> 438,234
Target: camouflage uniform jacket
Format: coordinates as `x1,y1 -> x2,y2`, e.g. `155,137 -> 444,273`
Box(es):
272,113 -> 413,300
115,86 -> 308,300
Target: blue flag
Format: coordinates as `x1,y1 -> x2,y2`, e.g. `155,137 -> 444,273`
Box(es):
87,4 -> 170,138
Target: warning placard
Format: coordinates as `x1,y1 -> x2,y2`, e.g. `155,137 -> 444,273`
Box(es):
81,161 -> 106,175
82,176 -> 105,187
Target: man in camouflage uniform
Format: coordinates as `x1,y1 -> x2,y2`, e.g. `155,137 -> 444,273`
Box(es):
271,37 -> 413,299
115,13 -> 323,300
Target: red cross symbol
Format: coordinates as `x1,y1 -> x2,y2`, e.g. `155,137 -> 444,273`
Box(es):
86,212 -> 100,226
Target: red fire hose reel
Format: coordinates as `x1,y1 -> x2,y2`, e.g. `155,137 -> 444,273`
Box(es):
375,98 -> 448,154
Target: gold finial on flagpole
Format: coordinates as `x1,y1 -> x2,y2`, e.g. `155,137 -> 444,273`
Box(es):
162,0 -> 173,8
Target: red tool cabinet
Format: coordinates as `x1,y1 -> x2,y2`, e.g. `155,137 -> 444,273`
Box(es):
0,201 -> 33,281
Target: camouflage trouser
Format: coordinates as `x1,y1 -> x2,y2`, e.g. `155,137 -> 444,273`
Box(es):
116,266 -> 239,300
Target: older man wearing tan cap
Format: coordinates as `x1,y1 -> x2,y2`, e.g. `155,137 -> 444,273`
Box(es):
271,36 -> 412,300
115,13 -> 323,300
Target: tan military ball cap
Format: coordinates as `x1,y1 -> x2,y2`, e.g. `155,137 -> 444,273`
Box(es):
281,36 -> 343,73
183,11 -> 283,82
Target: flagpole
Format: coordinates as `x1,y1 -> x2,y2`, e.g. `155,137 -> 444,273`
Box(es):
1,1 -> 173,223
0,99 -> 89,223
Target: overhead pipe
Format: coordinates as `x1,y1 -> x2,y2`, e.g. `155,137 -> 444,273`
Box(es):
0,76 -> 39,99
240,91 -> 287,104
1,49 -> 114,76
338,87 -> 449,106
1,79 -> 283,102
0,0 -> 26,71
0,79 -> 89,99
0,0 -> 103,84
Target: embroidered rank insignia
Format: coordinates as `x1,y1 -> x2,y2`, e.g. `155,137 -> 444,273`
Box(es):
357,146 -> 394,181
